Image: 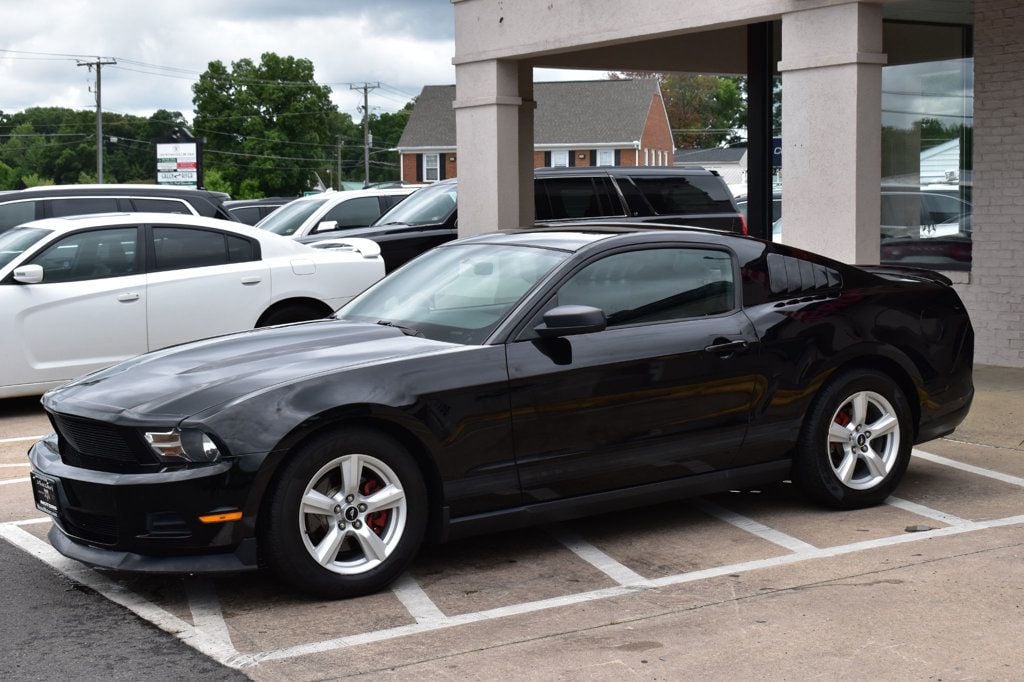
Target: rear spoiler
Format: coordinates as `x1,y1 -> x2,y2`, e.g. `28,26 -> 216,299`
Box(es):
857,264 -> 952,286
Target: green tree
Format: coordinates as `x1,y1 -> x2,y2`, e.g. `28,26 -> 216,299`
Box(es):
192,52 -> 355,196
610,72 -> 747,148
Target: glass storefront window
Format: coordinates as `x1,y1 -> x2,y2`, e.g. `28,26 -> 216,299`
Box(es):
881,22 -> 973,271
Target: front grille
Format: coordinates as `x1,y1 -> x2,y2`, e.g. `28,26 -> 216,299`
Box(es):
50,412 -> 155,472
61,507 -> 119,545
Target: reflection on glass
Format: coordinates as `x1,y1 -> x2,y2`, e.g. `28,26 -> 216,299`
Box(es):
881,23 -> 973,271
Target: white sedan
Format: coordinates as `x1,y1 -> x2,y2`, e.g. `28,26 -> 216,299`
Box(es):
0,213 -> 385,398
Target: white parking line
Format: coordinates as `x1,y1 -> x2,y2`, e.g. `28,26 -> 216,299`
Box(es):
0,463 -> 30,468
0,522 -> 248,668
0,435 -> 43,444
186,579 -> 234,648
549,525 -> 652,587
252,512 -> 1024,665
914,449 -> 1024,488
391,573 -> 447,624
693,498 -> 818,553
10,517 -> 51,526
885,496 -> 968,526
0,477 -> 29,486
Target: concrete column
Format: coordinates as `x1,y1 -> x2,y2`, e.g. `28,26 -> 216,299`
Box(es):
779,3 -> 886,264
454,59 -> 530,236
518,66 -> 536,227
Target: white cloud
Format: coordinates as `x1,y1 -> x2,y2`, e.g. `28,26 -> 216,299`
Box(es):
0,1 -> 607,123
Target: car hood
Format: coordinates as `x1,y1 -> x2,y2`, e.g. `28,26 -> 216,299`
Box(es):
42,320 -> 459,423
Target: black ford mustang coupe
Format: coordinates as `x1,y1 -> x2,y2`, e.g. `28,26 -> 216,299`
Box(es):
29,227 -> 974,597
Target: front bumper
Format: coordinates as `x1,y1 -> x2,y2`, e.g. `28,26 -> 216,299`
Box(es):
29,437 -> 262,573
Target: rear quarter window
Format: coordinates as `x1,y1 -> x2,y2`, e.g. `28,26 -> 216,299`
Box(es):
0,200 -> 38,231
630,176 -> 735,215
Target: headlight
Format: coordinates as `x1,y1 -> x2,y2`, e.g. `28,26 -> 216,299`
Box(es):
143,428 -> 221,463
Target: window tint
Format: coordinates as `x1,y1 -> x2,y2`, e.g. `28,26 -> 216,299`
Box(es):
552,248 -> 734,326
226,234 -> 257,262
152,227 -> 229,271
229,207 -> 263,225
132,198 -> 191,214
630,176 -> 734,215
29,227 -> 138,283
0,201 -> 37,230
535,177 -> 622,221
48,197 -> 120,218
320,197 -> 382,229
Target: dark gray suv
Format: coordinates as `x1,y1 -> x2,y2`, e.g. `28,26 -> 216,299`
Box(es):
0,184 -> 237,234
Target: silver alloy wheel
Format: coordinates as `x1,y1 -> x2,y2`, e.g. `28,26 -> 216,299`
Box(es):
298,453 -> 407,575
826,390 -> 901,491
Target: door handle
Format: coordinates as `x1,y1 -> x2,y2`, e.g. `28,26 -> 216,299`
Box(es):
704,339 -> 748,356
117,292 -> 140,303
241,276 -> 262,286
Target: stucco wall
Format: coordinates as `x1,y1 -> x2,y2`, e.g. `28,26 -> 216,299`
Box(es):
953,0 -> 1024,366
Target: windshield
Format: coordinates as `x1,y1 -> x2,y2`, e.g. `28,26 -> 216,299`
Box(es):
256,196 -> 330,235
374,182 -> 456,226
0,227 -> 50,270
335,243 -> 568,344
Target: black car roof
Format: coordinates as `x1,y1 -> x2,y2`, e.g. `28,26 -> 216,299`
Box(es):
452,224 -> 745,252
533,166 -> 719,177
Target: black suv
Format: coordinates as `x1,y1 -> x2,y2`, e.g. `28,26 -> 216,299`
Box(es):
0,185 -> 237,233
297,167 -> 744,271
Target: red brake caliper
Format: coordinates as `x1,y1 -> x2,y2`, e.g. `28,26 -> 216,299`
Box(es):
360,478 -> 389,535
835,410 -> 852,428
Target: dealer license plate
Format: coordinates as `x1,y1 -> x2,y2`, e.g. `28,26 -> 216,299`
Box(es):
30,472 -> 59,517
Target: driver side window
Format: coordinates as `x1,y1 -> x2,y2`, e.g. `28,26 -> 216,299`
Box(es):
535,247 -> 735,331
28,227 -> 139,283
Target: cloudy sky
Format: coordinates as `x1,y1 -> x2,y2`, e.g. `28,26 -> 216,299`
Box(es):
0,0 -> 602,122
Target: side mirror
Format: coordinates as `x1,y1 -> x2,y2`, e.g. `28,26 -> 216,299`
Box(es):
535,305 -> 607,338
13,264 -> 43,284
316,220 -> 338,233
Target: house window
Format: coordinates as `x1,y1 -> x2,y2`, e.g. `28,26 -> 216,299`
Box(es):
424,153 -> 440,182
596,149 -> 615,167
550,150 -> 569,168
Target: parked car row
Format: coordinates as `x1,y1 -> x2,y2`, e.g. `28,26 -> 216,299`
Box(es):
0,213 -> 384,398
294,167 -> 747,271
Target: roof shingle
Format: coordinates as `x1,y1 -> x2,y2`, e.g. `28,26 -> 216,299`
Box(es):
397,79 -> 662,149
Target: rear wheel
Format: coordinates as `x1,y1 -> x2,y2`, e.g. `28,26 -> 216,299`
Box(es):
261,428 -> 427,598
793,369 -> 912,509
256,302 -> 328,327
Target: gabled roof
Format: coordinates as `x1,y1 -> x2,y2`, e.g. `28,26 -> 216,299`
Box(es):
397,79 -> 663,149
673,147 -> 747,164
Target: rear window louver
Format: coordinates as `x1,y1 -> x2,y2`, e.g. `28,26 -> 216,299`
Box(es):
767,253 -> 842,295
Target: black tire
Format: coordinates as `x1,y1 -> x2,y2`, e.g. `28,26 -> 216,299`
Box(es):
256,302 -> 327,327
261,427 -> 428,598
793,369 -> 913,510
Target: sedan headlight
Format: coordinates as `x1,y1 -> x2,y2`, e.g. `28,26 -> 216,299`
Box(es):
143,428 -> 222,463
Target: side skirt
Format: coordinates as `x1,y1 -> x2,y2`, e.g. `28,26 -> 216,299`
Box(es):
442,459 -> 791,542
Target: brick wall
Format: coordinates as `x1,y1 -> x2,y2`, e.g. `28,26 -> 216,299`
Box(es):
445,153 -> 458,179
640,94 -> 674,166
619,148 -> 638,166
953,0 -> 1024,366
401,154 -> 418,183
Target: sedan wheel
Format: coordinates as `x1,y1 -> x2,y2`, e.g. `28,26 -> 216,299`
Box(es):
794,369 -> 912,509
298,453 -> 408,575
826,390 -> 901,491
262,428 -> 427,598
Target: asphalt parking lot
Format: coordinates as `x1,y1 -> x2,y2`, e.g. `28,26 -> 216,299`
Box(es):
2,365 -> 1023,680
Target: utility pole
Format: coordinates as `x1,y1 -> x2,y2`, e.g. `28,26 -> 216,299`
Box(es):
342,135 -> 350,189
350,82 -> 379,187
77,57 -> 117,183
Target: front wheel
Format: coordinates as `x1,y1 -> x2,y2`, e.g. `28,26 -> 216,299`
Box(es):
793,369 -> 913,509
261,428 -> 427,598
